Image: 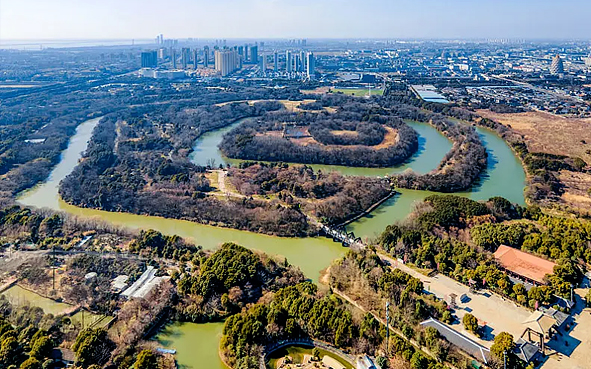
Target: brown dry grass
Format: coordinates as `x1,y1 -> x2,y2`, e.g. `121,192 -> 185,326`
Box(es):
374,127 -> 400,149
256,127 -> 399,149
477,109 -> 591,164
331,130 -> 359,136
301,87 -> 331,95
204,172 -> 219,191
214,99 -> 322,112
558,171 -> 591,212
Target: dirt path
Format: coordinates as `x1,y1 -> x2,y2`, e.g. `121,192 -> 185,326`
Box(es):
217,170 -> 227,193
330,288 -> 442,363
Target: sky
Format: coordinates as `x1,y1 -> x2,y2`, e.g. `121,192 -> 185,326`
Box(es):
1,0 -> 590,40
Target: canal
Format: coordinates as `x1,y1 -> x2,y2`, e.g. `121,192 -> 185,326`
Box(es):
17,113 -> 526,369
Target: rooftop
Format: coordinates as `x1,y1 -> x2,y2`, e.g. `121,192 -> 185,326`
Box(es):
121,266 -> 170,299
420,318 -> 490,364
523,311 -> 556,335
515,338 -> 541,363
111,275 -> 129,292
493,245 -> 556,284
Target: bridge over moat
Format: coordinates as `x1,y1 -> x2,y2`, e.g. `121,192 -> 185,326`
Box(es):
319,224 -> 363,249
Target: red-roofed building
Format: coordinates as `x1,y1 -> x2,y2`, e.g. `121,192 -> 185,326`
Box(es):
493,245 -> 556,285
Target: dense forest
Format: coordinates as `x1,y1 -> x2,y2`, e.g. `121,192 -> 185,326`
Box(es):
219,103 -> 419,167
59,93 -> 413,234
329,250 -> 478,368
377,195 -> 585,309
59,103 -> 313,237
0,81 -> 303,202
376,85 -> 487,192
220,281 -> 445,369
228,162 -> 392,225
175,242 -> 305,322
0,303 -> 62,369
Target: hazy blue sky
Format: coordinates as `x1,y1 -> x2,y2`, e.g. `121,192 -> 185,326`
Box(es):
1,0 -> 589,40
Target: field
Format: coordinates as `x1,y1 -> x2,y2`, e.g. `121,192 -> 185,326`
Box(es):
558,171 -> 591,212
478,109 -> 591,212
477,109 -> 591,164
300,87 -> 331,95
214,99 -> 333,112
256,126 -> 399,149
330,88 -> 384,97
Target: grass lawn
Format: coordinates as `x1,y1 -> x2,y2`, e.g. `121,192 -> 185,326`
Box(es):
331,88 -> 384,97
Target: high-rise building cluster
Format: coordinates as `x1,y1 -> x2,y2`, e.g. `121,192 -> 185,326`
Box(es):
250,45 -> 259,64
283,50 -> 315,78
144,36 -> 317,79
215,49 -> 239,76
306,52 -> 315,79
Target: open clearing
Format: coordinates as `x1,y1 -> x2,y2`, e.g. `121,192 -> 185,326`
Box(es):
331,88 -> 384,97
477,109 -> 591,164
214,99 -> 330,113
256,126 -> 399,149
301,87 -> 331,95
558,171 -> 591,212
478,109 -> 591,211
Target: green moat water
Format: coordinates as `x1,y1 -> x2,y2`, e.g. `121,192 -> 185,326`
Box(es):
17,114 -> 526,369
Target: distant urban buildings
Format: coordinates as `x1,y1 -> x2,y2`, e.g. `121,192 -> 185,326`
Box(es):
204,46 -> 210,68
550,54 -> 564,75
250,45 -> 259,64
286,50 -> 292,73
193,49 -> 199,70
139,69 -> 185,80
306,52 -> 315,79
181,47 -> 191,69
215,49 -> 239,76
143,38 -> 318,79
141,51 -> 158,68
260,53 -> 266,71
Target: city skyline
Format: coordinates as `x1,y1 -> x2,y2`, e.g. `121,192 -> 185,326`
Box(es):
1,0 -> 591,41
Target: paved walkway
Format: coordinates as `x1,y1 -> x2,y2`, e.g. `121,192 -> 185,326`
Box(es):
378,252 -> 533,348
539,289 -> 591,369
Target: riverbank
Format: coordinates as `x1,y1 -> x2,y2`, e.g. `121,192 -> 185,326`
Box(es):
331,190 -> 397,228
16,110 -> 527,282
1,284 -> 110,329
154,321 -> 228,369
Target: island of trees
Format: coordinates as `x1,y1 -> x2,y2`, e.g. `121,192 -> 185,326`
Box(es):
219,100 -> 419,168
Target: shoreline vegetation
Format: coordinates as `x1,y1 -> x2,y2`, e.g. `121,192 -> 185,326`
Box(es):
3,193 -> 588,369
381,83 -> 488,193
55,86 -> 496,237
219,97 -> 420,168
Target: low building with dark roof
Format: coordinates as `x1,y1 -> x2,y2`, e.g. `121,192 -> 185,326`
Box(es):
420,318 -> 491,364
50,348 -> 76,366
515,338 -> 542,363
522,307 -> 570,341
